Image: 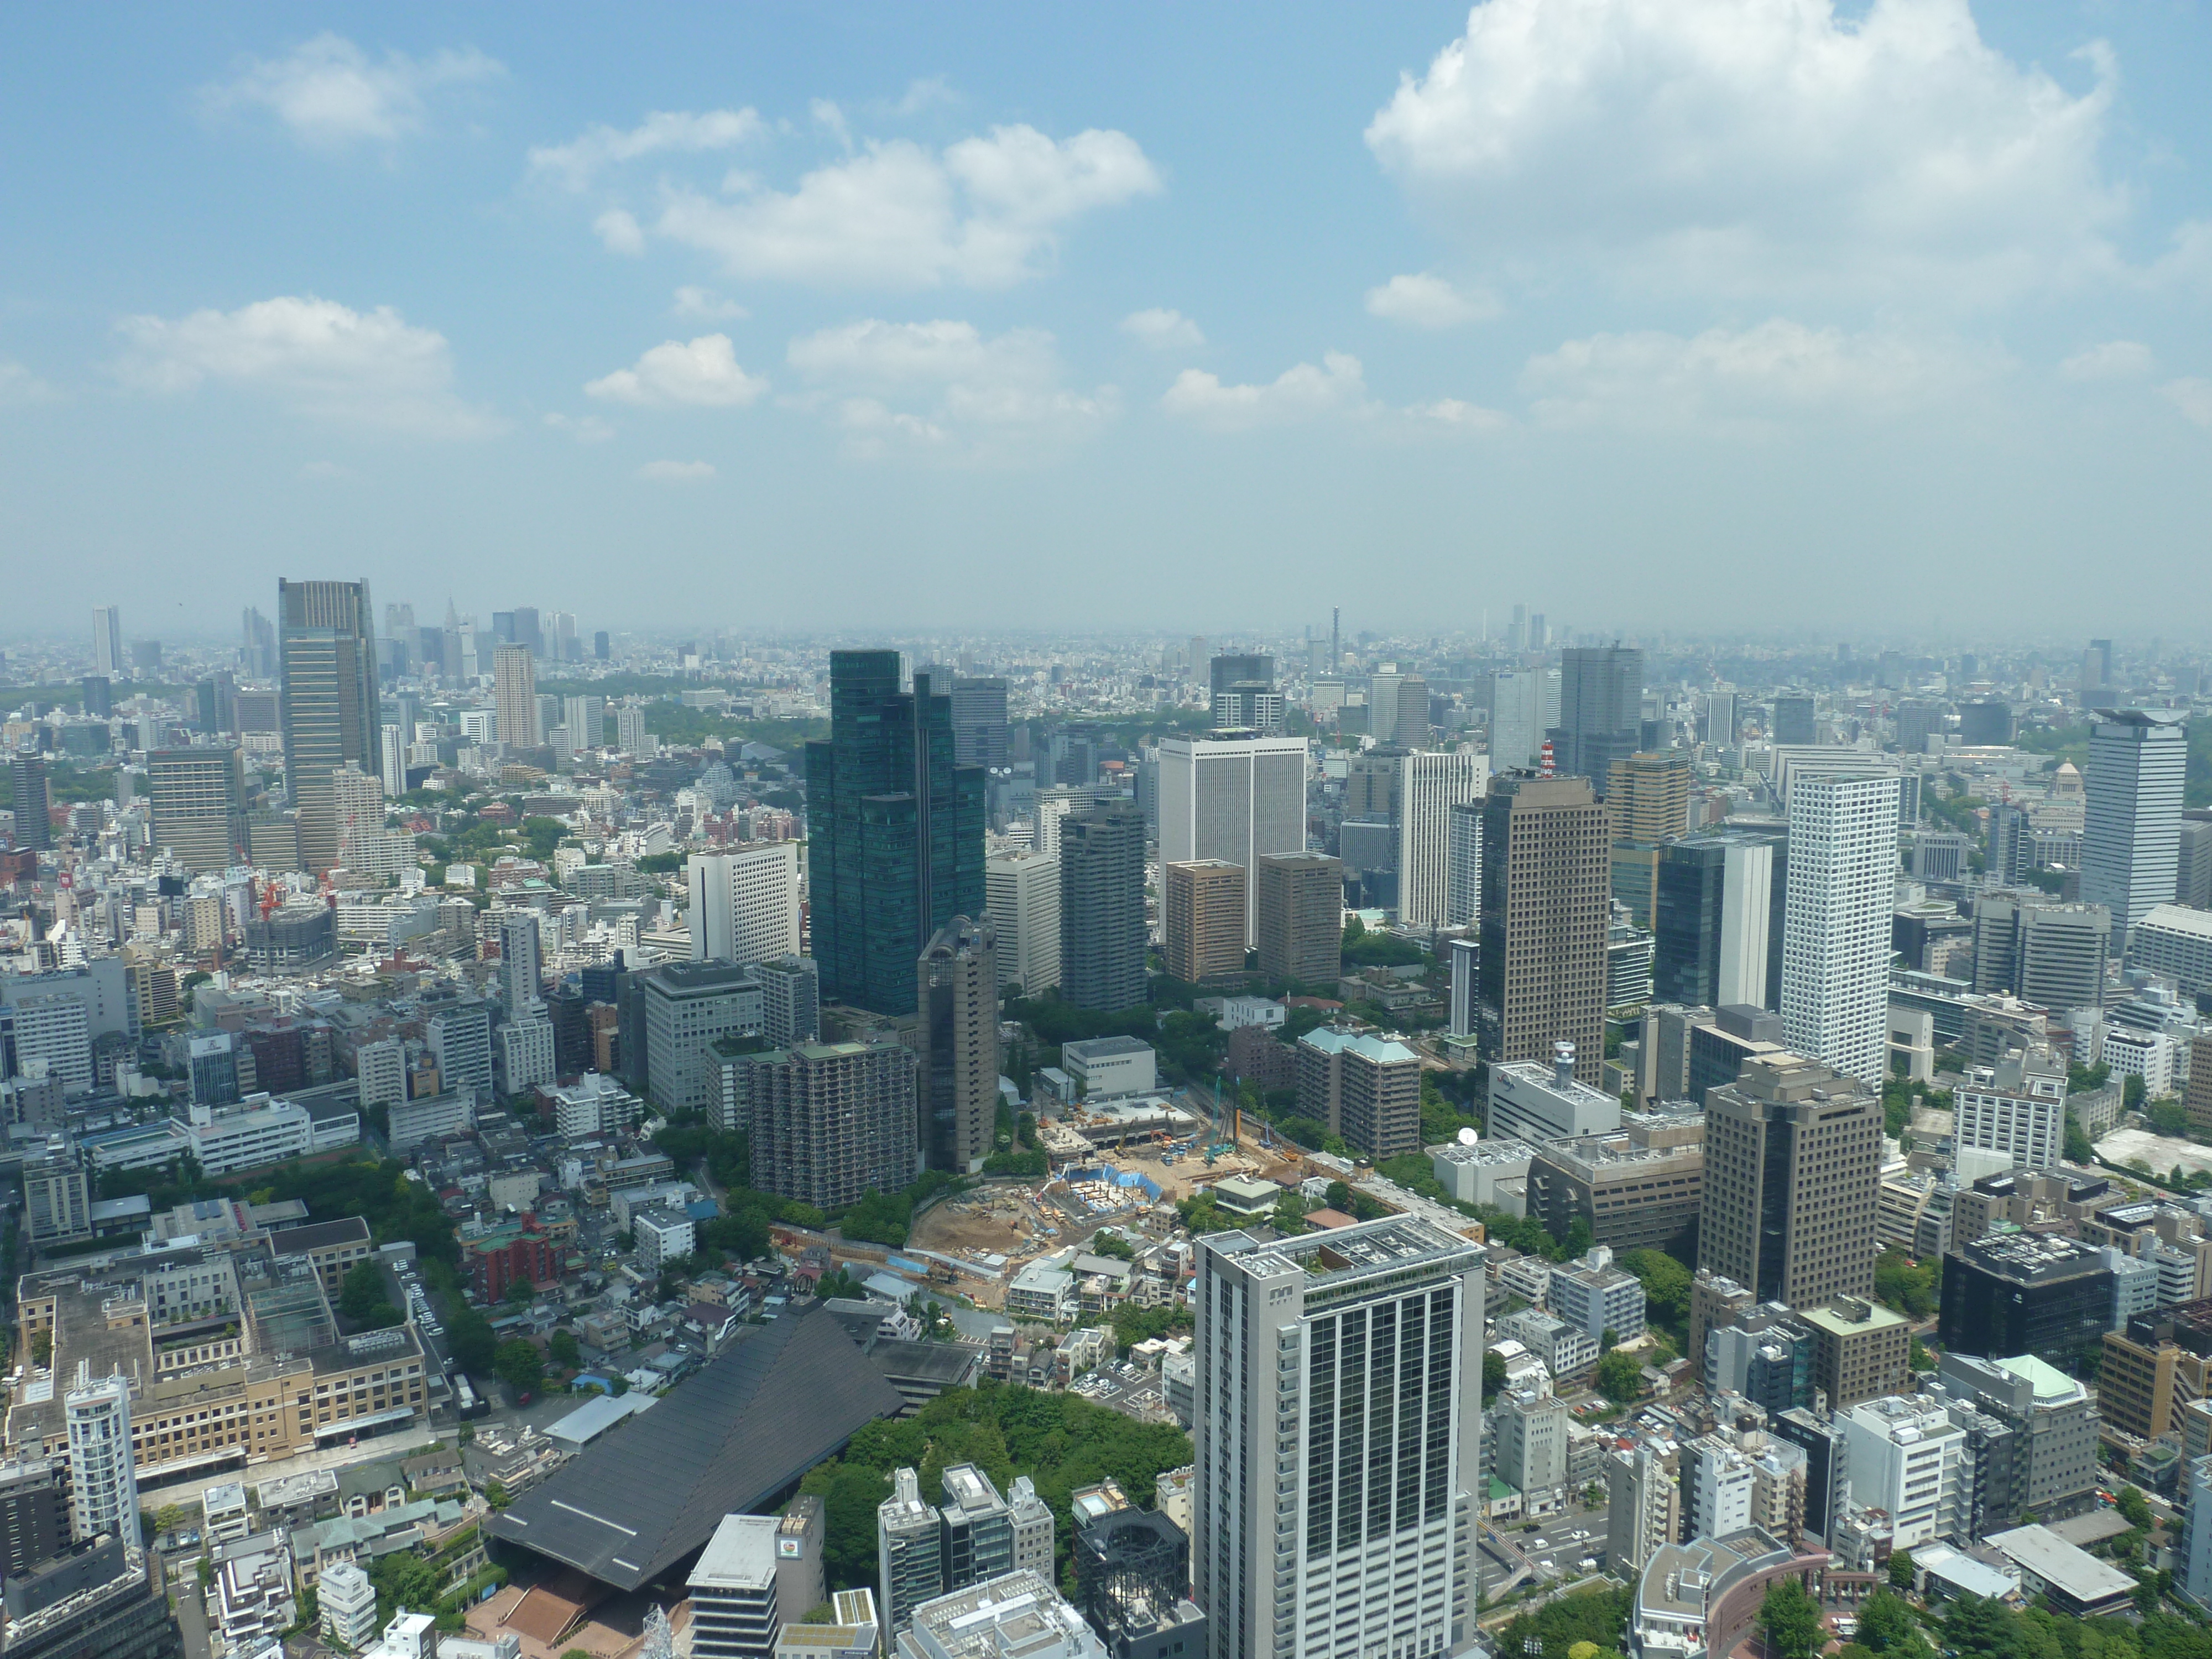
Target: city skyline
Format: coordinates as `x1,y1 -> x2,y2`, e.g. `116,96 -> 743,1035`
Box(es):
4,3 -> 2212,633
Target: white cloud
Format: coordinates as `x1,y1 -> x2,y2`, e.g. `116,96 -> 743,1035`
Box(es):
1160,352 -> 1372,430
1364,273 -> 1498,327
1519,319 -> 1986,431
202,33 -> 502,147
1366,0 -> 2126,306
1120,309 -> 1204,350
2164,379 -> 2212,430
0,361 -> 55,405
785,318 -> 1115,459
594,210 -> 646,257
528,108 -> 764,190
113,295 -> 498,437
1404,397 -> 1509,432
888,77 -> 960,117
586,335 -> 769,408
544,412 -> 614,444
655,124 -> 1159,288
2059,340 -> 2154,381
635,458 -> 716,482
673,286 -> 748,320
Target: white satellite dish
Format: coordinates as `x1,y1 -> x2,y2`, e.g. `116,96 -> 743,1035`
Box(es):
1457,1126 -> 1477,1146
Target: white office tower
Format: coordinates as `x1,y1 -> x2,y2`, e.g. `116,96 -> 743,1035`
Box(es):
1953,1044 -> 2067,1171
1703,688 -> 1738,749
380,723 -> 408,789
1447,937 -> 1478,1040
1488,670 -> 1544,771
1713,841 -> 1774,1009
1193,1216 -> 1484,1659
356,1035 -> 408,1110
1781,771 -> 1900,1082
1398,752 -> 1491,930
493,910 -> 544,1016
1837,1396 -> 1964,1549
984,849 -> 1062,995
686,843 -> 802,967
616,703 -> 651,758
563,695 -> 606,754
1605,1444 -> 1679,1580
1679,1434 -> 1756,1540
2083,710 -> 2188,946
1159,732 -> 1310,946
1445,802 -> 1481,927
93,604 -> 123,678
690,1514 -> 780,1659
65,1363 -> 139,1543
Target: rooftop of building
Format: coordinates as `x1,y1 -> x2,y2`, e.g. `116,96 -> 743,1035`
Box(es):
1992,1353 -> 2086,1401
1985,1525 -> 2140,1605
1213,1214 -> 1480,1291
1299,1027 -> 1418,1065
905,1570 -> 1095,1658
1796,1298 -> 1911,1339
688,1513 -> 778,1592
1430,1136 -> 1540,1167
1061,1035 -> 1154,1060
1958,1229 -> 2110,1279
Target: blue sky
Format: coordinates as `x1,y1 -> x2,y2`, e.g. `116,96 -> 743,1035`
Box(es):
3,1 -> 2209,640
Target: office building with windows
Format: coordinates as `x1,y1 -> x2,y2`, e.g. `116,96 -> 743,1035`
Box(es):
807,653 -> 985,1016
146,748 -> 246,874
984,849 -> 1061,996
276,578 -> 379,871
1655,834 -> 1773,1010
1552,647 -> 1643,799
1192,1217 -> 1484,1659
1781,772 -> 1900,1082
1255,851 -> 1342,987
1477,774 -> 1610,1081
726,1036 -> 918,1211
917,916 -> 999,1174
1157,730 -> 1310,946
2083,709 -> 2188,946
1162,860 -> 1248,984
1397,752 -> 1490,931
686,843 -> 802,968
1059,805 -> 1147,1015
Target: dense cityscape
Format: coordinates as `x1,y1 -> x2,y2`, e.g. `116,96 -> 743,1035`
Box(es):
1,593 -> 2209,1659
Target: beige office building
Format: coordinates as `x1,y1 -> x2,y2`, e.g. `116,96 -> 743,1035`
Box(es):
1255,851 -> 1342,987
1162,860 -> 1247,984
148,747 -> 247,873
1477,774 -> 1611,1080
493,645 -> 539,752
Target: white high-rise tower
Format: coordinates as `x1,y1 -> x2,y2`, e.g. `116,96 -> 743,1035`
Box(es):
1781,771 -> 1900,1081
92,606 -> 124,678
65,1363 -> 139,1543
1158,732 -> 1310,946
1193,1216 -> 1484,1659
1397,751 -> 1490,930
2083,709 -> 2188,948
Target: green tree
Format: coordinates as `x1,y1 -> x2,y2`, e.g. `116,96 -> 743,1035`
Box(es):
1618,1249 -> 1693,1326
1855,1590 -> 1926,1657
1759,1579 -> 1824,1659
2117,1485 -> 2154,1530
339,1260 -> 390,1322
1324,1180 -> 1352,1211
547,1328 -> 581,1371
1484,1349 -> 1508,1404
494,1339 -> 544,1397
1495,1587 -> 1632,1659
1887,1547 -> 1916,1590
1089,1233 -> 1135,1261
1595,1349 -> 1645,1405
446,1307 -> 496,1374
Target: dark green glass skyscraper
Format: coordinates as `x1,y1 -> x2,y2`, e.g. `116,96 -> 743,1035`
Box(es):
807,651 -> 986,1015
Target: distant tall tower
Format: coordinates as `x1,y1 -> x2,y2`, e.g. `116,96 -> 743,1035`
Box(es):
494,911 -> 544,1017
91,606 -> 123,679
1477,774 -> 1610,1079
917,916 -> 999,1173
278,578 -> 379,872
1209,654 -> 1282,734
2081,709 -> 2188,948
1058,805 -> 1148,1014
1331,605 -> 1340,672
493,645 -> 540,752
1781,771 -> 1900,1081
1552,646 -> 1643,798
64,1364 -> 139,1545
8,755 -> 53,853
1397,752 -> 1490,930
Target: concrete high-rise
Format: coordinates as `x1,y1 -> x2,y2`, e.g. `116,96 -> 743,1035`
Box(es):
1771,694 -> 1817,747
1446,801 -> 1481,926
8,755 -> 52,852
917,916 -> 999,1173
277,578 -> 379,871
1059,805 -> 1148,1014
615,703 -> 650,759
92,606 -> 123,679
1210,654 -> 1283,735
1158,731 -> 1310,946
1488,670 -> 1545,771
493,645 -> 539,752
1699,1053 -> 1882,1308
1552,647 -> 1643,798
686,844 -> 802,967
1781,771 -> 1899,1082
1606,751 -> 1691,844
1162,860 -> 1248,984
1396,751 -> 1490,930
2083,709 -> 2188,947
1654,834 -> 1773,1010
1477,774 -> 1610,1081
984,849 -> 1060,995
727,1035 -> 918,1209
493,911 -> 544,1017
64,1364 -> 139,1545
562,695 -> 606,754
807,653 -> 985,1016
1193,1217 -> 1484,1659
1254,851 -> 1342,986
950,677 -> 1010,766
1969,891 -> 2110,1012
145,748 -> 246,874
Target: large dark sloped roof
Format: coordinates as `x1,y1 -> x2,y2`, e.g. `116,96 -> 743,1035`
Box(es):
486,1303 -> 902,1590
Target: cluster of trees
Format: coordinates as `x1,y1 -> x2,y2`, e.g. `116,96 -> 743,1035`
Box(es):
1875,1249 -> 1942,1319
338,1261 -> 404,1332
1495,1586 -> 1631,1659
839,1168 -> 967,1249
1340,915 -> 1427,968
798,1383 -> 1193,1595
1594,1348 -> 1646,1404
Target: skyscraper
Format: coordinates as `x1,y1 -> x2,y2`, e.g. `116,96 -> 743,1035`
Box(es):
807,653 -> 985,1016
494,911 -> 544,1017
950,677 -> 1010,766
277,578 -> 379,872
1699,1053 -> 1882,1308
2083,709 -> 2188,947
147,748 -> 246,873
1446,801 -> 1481,926
1157,731 -> 1310,945
1477,774 -> 1610,1081
728,1035 -> 917,1208
1654,833 -> 1774,1010
685,844 -> 802,967
1193,1217 -> 1484,1659
1396,751 -> 1490,930
91,606 -> 123,679
1209,653 -> 1282,734
9,755 -> 53,852
1552,646 -> 1642,798
1488,669 -> 1545,771
1059,805 -> 1148,1014
64,1364 -> 139,1545
1606,751 -> 1691,844
1255,851 -> 1343,986
984,849 -> 1060,995
1781,772 -> 1899,1081
1771,694 -> 1817,747
493,644 -> 539,752
1969,891 -> 2110,1012
917,916 -> 999,1173
615,703 -> 650,759
1161,860 -> 1248,984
